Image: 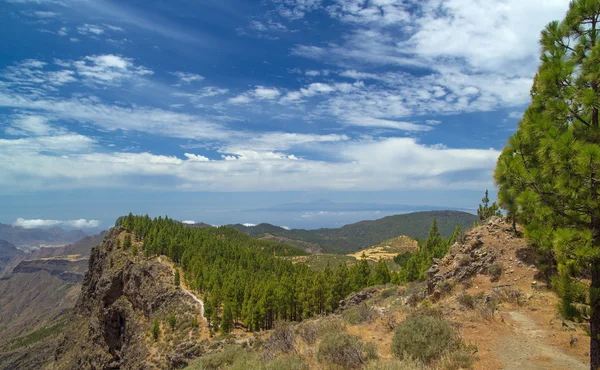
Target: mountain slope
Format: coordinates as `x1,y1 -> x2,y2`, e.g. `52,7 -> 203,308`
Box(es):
233,210 -> 477,253
0,223 -> 87,251
0,239 -> 24,275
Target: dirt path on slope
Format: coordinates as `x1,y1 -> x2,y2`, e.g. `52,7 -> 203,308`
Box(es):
495,311 -> 587,370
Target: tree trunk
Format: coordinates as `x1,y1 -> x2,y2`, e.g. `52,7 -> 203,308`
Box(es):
591,259 -> 600,370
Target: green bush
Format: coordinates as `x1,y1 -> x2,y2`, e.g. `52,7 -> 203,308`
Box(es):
188,345 -> 247,370
151,319 -> 160,341
317,332 -> 376,368
391,315 -> 459,363
487,264 -> 502,282
168,315 -> 177,330
343,302 -> 373,324
380,288 -> 397,299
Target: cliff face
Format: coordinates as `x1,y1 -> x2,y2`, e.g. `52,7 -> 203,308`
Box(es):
53,227 -> 201,370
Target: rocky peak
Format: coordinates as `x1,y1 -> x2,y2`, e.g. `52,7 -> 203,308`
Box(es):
54,227 -> 202,370
427,216 -> 528,298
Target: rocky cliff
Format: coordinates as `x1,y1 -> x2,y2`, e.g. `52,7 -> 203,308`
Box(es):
53,227 -> 204,370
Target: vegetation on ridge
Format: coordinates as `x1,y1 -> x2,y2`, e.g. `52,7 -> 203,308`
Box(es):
116,214 -> 394,332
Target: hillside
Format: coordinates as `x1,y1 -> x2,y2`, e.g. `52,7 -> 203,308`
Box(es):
0,223 -> 87,252
0,216 -> 592,370
233,210 -> 477,253
0,239 -> 24,275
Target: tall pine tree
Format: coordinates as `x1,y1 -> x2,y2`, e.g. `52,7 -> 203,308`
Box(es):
494,2 -> 600,368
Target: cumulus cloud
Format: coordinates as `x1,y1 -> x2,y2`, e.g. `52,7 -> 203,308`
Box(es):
181,220 -> 196,224
13,218 -> 100,229
243,223 -> 257,227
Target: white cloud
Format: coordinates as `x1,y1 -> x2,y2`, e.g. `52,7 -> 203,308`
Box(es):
280,225 -> 291,230
170,71 -> 204,84
77,24 -> 105,35
229,86 -> 280,104
5,115 -> 56,136
184,153 -> 210,161
13,218 -> 100,229
57,27 -> 68,36
181,220 -> 196,224
243,223 -> 257,227
65,219 -> 101,228
345,116 -> 431,131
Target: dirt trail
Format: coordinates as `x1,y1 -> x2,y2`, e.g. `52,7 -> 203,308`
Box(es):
180,286 -> 206,322
495,311 -> 587,370
158,256 -> 207,322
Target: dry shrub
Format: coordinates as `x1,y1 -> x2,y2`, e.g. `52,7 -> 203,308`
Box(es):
492,287 -> 526,306
297,315 -> 345,345
263,321 -> 297,360
457,293 -> 476,309
381,312 -> 398,332
317,332 -> 377,368
364,358 -> 426,370
392,315 -> 459,363
343,302 -> 374,325
438,348 -> 475,370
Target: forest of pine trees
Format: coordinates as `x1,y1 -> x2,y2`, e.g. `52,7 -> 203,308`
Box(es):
115,213 -> 394,332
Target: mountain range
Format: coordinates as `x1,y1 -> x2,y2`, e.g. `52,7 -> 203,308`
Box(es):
228,210 -> 478,253
0,223 -> 87,252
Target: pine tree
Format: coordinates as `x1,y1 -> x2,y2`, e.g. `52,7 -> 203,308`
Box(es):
151,319 -> 160,341
221,302 -> 233,334
174,269 -> 180,288
370,258 -> 391,285
123,234 -> 132,250
477,190 -> 502,221
494,2 -> 600,367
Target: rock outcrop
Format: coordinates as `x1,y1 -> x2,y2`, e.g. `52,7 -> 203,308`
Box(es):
426,217 -> 528,298
53,228 -> 201,370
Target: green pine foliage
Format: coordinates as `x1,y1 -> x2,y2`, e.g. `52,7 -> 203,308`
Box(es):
151,319 -> 160,341
477,190 -> 502,221
493,1 -> 600,367
115,214 -> 392,331
397,220 -> 456,282
174,269 -> 180,288
123,234 -> 132,250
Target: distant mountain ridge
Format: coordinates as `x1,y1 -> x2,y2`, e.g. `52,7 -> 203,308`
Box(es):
0,223 -> 87,251
229,210 -> 478,254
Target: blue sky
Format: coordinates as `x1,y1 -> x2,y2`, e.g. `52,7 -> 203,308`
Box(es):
0,0 -> 571,230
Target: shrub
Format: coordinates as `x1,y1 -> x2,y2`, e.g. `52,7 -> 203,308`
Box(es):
151,319 -> 160,341
317,332 -> 375,368
263,321 -> 296,359
492,287 -> 526,306
190,345 -> 248,370
438,281 -> 453,295
364,358 -> 426,370
392,315 -> 459,363
457,293 -> 476,309
168,315 -> 177,330
487,264 -> 503,282
438,348 -> 475,370
343,302 -> 373,325
297,315 -> 345,345
380,288 -> 397,299
263,356 -> 308,370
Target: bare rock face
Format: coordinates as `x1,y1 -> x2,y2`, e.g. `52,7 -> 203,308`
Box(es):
53,228 -> 196,370
338,287 -> 378,310
427,217 -> 520,296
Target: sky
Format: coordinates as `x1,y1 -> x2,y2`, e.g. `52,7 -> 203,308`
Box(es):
0,0 -> 572,231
